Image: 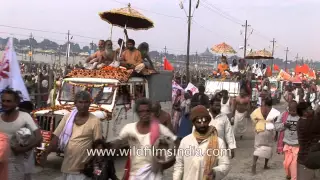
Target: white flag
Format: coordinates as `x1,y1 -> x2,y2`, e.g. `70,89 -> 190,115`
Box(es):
172,80 -> 183,101
185,83 -> 199,95
0,38 -> 30,101
172,80 -> 183,90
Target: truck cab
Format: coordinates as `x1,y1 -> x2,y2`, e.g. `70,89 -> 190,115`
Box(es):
33,69 -> 173,147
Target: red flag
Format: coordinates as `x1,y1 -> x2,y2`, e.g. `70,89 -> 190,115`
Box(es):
163,57 -> 174,71
266,66 -> 272,77
273,64 -> 280,71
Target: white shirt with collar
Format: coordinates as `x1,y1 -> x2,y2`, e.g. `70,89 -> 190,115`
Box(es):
208,113 -> 237,149
173,134 -> 231,180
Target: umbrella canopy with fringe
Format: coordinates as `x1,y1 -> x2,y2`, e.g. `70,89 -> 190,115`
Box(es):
211,42 -> 237,54
99,3 -> 154,30
246,49 -> 274,59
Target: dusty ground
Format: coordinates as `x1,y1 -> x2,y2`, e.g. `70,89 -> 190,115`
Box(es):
33,101 -> 288,180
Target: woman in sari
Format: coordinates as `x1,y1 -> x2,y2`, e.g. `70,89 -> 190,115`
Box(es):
172,89 -> 183,133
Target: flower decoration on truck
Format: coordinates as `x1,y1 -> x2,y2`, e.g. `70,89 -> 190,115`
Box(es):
66,67 -> 133,82
31,105 -> 112,121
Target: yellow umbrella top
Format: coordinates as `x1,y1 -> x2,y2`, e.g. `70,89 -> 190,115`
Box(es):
246,49 -> 273,59
99,3 -> 154,30
211,42 -> 236,54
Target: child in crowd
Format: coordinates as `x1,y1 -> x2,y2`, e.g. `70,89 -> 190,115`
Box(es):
275,101 -> 299,180
82,139 -> 119,180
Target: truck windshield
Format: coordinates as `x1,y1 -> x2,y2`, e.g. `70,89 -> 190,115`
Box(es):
59,81 -> 115,104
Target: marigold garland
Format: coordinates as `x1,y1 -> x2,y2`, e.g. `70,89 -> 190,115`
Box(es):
63,81 -> 113,88
66,67 -> 133,82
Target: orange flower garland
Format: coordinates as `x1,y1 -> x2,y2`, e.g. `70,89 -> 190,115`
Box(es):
66,67 -> 133,82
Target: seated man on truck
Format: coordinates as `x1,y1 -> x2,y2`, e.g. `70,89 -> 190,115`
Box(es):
217,56 -> 231,78
84,40 -> 113,69
120,39 -> 145,72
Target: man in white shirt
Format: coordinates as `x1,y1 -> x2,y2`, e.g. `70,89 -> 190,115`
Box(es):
117,98 -> 178,180
0,88 -> 42,180
230,59 -> 239,73
174,105 -> 231,180
209,96 -> 236,158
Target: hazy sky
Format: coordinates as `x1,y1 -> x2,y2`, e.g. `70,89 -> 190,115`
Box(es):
1,0 -> 319,60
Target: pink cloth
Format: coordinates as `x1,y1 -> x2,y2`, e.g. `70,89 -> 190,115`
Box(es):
150,119 -> 160,145
0,133 -> 9,180
283,144 -> 299,180
277,111 -> 289,154
123,119 -> 160,180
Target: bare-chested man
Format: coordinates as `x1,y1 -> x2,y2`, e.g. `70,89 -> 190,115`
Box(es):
84,40 -> 107,69
152,101 -> 174,132
232,87 -> 251,139
120,39 -> 144,71
103,40 -> 115,66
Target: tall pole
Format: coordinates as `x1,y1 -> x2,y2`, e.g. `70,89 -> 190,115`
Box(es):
285,47 -> 289,72
185,0 -> 192,83
295,53 -> 299,65
63,30 -> 71,76
242,20 -> 250,58
270,38 -> 276,72
91,41 -> 94,52
66,30 -> 70,66
164,46 -> 167,57
29,33 -> 33,63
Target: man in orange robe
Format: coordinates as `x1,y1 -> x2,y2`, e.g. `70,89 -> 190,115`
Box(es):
217,56 -> 230,78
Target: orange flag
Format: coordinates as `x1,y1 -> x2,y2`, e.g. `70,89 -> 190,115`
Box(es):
266,66 -> 272,77
309,69 -> 316,79
300,64 -> 310,74
295,65 -> 300,73
163,57 -> 174,71
279,69 -> 291,81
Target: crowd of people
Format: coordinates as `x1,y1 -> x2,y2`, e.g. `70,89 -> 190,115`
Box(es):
1,75 -> 319,180
0,38 -> 320,180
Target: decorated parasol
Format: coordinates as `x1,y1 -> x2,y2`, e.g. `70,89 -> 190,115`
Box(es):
211,42 -> 237,54
99,3 -> 154,30
246,49 -> 274,59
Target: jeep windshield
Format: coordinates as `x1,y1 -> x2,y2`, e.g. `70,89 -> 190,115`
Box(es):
59,81 -> 115,104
